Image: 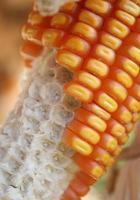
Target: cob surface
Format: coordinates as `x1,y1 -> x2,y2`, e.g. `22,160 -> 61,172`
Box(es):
20,0 -> 140,200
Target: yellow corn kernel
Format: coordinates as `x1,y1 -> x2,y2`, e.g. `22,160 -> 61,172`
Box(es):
133,113 -> 140,122
22,26 -> 38,41
42,29 -> 63,46
86,58 -> 108,77
116,70 -> 133,88
107,19 -> 129,39
61,2 -> 77,13
91,166 -> 104,178
115,10 -> 135,26
66,83 -> 93,102
28,12 -> 43,25
106,137 -> 118,152
128,46 -> 140,64
56,51 -> 82,70
119,109 -> 132,123
127,98 -> 140,112
125,123 -> 134,132
64,36 -> 89,55
79,9 -> 102,28
85,104 -> 111,120
119,0 -> 140,17
51,13 -> 71,27
80,127 -> 100,144
109,82 -> 127,101
113,146 -> 122,156
72,22 -> 97,41
73,137 -> 93,155
97,93 -> 118,113
88,115 -> 107,132
95,44 -> 115,64
122,58 -> 139,77
100,153 -> 114,166
85,0 -> 111,15
111,123 -> 126,138
78,71 -> 101,90
101,32 -> 122,50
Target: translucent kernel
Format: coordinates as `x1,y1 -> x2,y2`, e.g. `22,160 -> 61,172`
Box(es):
64,36 -> 90,56
101,32 -> 122,50
78,71 -> 101,90
122,58 -> 139,77
86,58 -> 108,77
109,121 -> 126,138
100,134 -> 118,152
115,10 -> 135,26
119,0 -> 140,17
91,165 -> 104,178
56,50 -> 82,71
128,46 -> 140,64
116,70 -> 133,88
85,0 -> 111,15
65,83 -> 93,103
107,19 -> 129,39
79,9 -> 103,28
72,22 -> 97,42
97,93 -> 118,113
116,107 -> 132,123
94,44 -> 115,65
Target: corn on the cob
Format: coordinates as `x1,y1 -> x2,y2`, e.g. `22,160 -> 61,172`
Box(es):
20,0 -> 140,200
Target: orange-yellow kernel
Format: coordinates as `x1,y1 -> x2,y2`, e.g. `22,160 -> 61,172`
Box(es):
42,29 -> 64,46
113,146 -> 122,156
61,2 -> 78,13
94,149 -> 114,166
86,58 -> 108,77
101,32 -> 122,50
122,58 -> 139,77
127,97 -> 140,112
119,0 -> 140,17
125,123 -> 134,132
84,103 -> 111,120
107,19 -> 129,39
91,165 -> 104,179
85,0 -> 111,15
66,83 -> 93,103
80,126 -> 100,145
110,122 -> 126,138
88,115 -> 107,132
56,50 -> 82,71
132,113 -> 140,122
51,13 -> 72,28
115,10 -> 135,26
97,93 -> 118,113
95,44 -> 115,64
109,81 -> 127,101
72,22 -> 97,42
116,70 -> 133,88
128,46 -> 140,64
73,137 -> 93,155
64,36 -> 90,55
28,12 -> 43,25
119,109 -> 132,123
22,26 -> 38,41
78,71 -> 101,90
79,9 -> 103,28
101,134 -> 118,152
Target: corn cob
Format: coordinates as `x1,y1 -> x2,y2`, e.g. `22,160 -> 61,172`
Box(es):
21,0 -> 140,199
